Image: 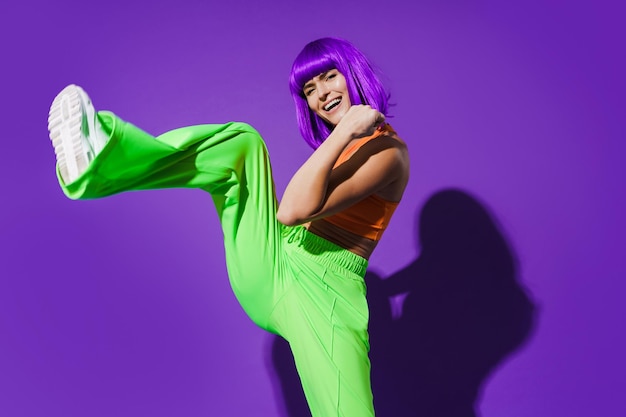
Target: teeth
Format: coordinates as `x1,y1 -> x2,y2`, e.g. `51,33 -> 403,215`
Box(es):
324,98 -> 341,111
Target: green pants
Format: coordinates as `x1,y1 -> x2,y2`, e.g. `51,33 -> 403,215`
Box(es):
60,112 -> 375,417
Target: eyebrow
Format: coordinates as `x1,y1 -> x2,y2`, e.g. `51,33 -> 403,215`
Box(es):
303,70 -> 332,90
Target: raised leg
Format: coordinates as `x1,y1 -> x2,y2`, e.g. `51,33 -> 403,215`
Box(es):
48,85 -> 285,329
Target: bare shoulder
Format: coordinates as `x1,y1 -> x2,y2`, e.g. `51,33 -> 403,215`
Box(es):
372,129 -> 410,171
329,129 -> 409,200
382,127 -> 408,153
357,128 -> 408,159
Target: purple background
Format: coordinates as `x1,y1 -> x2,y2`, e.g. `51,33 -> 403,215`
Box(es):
1,0 -> 624,416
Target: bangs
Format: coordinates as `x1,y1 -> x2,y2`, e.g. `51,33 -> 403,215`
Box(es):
289,37 -> 390,149
290,49 -> 337,96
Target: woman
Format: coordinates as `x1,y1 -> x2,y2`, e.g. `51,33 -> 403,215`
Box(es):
48,37 -> 409,417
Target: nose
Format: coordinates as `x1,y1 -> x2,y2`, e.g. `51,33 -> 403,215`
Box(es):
317,82 -> 330,100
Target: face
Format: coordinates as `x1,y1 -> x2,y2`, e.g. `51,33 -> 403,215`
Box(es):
303,69 -> 351,126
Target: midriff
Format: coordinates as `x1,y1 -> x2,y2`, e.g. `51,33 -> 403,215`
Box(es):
306,219 -> 379,259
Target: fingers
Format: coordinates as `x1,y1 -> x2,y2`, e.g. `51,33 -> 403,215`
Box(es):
354,104 -> 384,123
346,104 -> 385,134
334,104 -> 386,141
375,110 -> 386,126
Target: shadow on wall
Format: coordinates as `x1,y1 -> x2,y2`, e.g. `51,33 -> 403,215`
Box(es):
268,188 -> 537,417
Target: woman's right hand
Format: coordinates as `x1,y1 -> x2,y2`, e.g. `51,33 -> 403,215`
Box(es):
334,104 -> 386,141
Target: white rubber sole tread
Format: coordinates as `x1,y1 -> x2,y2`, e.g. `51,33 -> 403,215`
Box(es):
47,84 -> 105,184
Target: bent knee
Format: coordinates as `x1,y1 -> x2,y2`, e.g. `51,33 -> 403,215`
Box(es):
227,122 -> 268,151
230,122 -> 262,140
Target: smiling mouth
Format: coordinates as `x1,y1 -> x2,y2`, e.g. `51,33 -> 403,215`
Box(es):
323,97 -> 342,111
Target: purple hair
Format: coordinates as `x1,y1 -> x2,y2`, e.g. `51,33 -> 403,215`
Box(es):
289,37 -> 390,149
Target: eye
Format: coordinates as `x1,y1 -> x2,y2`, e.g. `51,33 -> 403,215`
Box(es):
326,73 -> 336,81
304,87 -> 315,97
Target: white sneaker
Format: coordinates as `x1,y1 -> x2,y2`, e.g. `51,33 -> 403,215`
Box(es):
48,85 -> 108,184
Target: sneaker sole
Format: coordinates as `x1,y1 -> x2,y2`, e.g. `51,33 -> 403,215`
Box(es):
48,85 -> 96,184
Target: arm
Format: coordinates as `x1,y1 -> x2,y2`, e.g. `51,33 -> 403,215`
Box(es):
277,105 -> 402,225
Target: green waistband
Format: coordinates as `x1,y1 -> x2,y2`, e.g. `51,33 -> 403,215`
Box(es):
282,225 -> 368,278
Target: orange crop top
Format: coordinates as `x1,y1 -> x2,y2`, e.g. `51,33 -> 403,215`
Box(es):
321,124 -> 400,241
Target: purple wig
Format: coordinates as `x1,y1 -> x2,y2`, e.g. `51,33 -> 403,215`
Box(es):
290,37 -> 390,149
